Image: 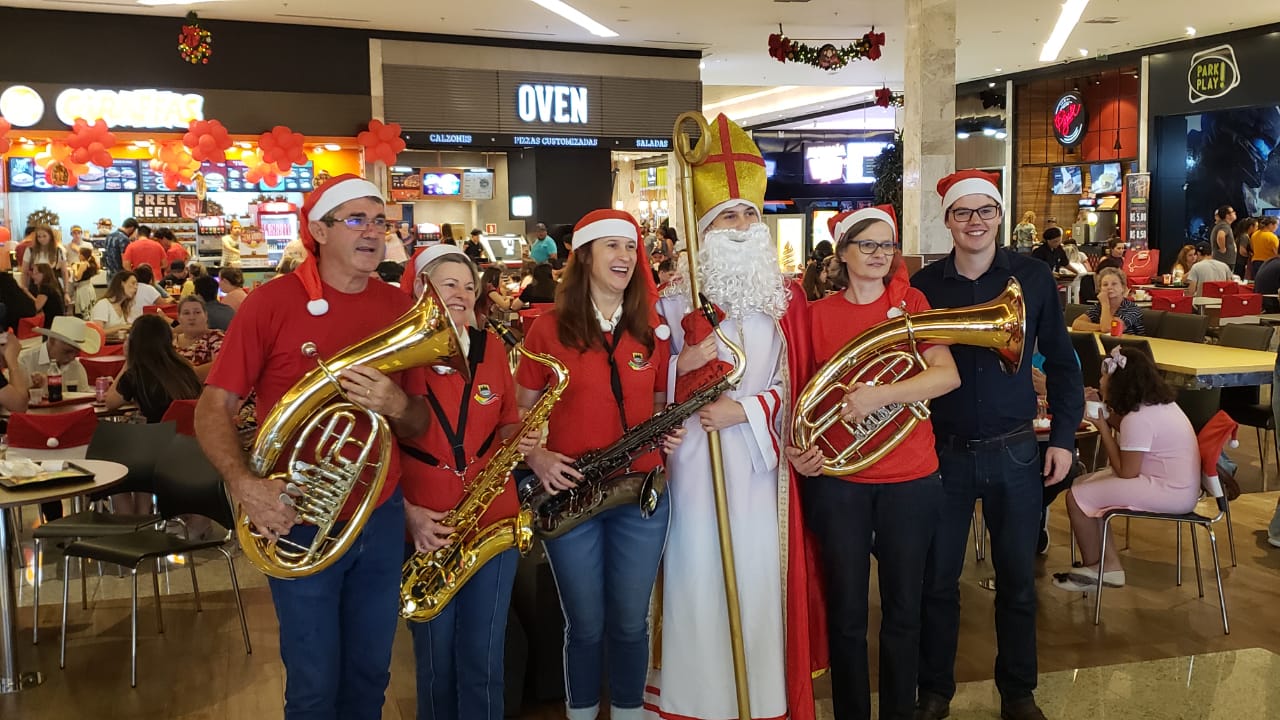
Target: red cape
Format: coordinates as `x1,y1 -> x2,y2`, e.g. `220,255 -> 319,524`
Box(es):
779,278 -> 829,720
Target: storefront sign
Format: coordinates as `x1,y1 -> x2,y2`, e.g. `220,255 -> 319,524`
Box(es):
133,192 -> 200,221
428,133 -> 474,145
1125,172 -> 1151,250
55,88 -> 204,129
512,135 -> 598,147
0,85 -> 43,127
1052,91 -> 1088,148
634,138 -> 671,150
516,84 -> 588,124
1188,45 -> 1241,104
405,132 -> 685,151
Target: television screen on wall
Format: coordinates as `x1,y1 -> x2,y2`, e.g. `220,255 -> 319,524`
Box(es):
1052,165 -> 1082,195
803,143 -> 847,184
1090,163 -> 1123,194
422,168 -> 463,196
843,142 -> 888,184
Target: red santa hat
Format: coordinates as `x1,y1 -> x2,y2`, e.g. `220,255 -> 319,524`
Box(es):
296,173 -> 385,316
400,244 -> 468,296
937,169 -> 1002,212
828,204 -> 898,243
571,208 -> 670,341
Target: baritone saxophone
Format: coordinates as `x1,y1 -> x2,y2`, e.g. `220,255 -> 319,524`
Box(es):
400,319 -> 569,622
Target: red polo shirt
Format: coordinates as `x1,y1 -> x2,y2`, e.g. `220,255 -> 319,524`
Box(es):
123,237 -> 168,276
808,288 -> 939,483
516,309 -> 669,473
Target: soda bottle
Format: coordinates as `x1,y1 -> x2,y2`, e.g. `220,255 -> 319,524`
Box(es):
46,360 -> 63,403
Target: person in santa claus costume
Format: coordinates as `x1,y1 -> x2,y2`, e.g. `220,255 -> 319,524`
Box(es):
197,174 -> 432,719
644,113 -> 825,720
911,170 -> 1082,720
786,205 -> 957,720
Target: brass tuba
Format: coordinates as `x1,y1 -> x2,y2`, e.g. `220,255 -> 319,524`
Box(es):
238,282 -> 469,579
792,278 -> 1025,477
400,320 -> 569,622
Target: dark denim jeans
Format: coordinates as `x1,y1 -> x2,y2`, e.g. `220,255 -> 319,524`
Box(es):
542,494 -> 670,713
804,473 -> 943,720
407,547 -> 518,720
918,434 -> 1043,703
268,490 -> 406,720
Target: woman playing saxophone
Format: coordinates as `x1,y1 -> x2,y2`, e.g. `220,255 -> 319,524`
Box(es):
516,209 -> 683,720
785,206 -> 959,720
397,245 -> 534,720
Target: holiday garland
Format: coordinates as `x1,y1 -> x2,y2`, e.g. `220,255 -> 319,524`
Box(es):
768,28 -> 885,72
178,12 -> 213,65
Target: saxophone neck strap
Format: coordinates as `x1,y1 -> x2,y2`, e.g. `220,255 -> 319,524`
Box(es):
602,328 -> 629,433
423,327 -> 489,472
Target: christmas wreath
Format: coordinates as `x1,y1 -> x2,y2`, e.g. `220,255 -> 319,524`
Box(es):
768,28 -> 885,72
178,12 -> 213,65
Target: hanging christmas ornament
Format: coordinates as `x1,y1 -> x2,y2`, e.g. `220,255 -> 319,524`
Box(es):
767,26 -> 886,73
178,12 -> 213,65
875,87 -> 905,108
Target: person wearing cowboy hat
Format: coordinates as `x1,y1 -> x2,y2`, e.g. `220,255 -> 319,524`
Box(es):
910,170 -> 1083,720
19,315 -> 97,393
197,174 -> 431,719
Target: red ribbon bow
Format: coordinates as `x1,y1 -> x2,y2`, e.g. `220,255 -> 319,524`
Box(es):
875,88 -> 894,108
768,33 -> 792,62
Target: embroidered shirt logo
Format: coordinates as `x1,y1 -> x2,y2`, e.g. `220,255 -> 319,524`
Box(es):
628,352 -> 652,371
473,384 -> 498,405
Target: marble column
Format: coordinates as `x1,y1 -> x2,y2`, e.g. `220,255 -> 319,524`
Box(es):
902,0 -> 957,256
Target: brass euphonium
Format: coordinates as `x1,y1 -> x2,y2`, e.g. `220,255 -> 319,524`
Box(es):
238,282 -> 469,579
792,277 -> 1026,477
400,320 -> 569,622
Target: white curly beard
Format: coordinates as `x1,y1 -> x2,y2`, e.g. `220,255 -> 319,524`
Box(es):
669,223 -> 789,320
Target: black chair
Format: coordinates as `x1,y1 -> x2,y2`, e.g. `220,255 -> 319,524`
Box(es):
31,422 -> 175,643
1099,334 -> 1155,360
1064,303 -> 1092,326
1139,308 -> 1167,338
1069,331 -> 1104,389
1156,313 -> 1209,343
1219,324 -> 1277,489
1077,274 -> 1097,304
59,434 -> 251,687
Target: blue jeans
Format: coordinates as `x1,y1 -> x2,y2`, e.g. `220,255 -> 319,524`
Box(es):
407,547 -> 518,720
918,433 -> 1043,703
268,490 -> 406,720
804,472 -> 943,720
543,494 -> 670,712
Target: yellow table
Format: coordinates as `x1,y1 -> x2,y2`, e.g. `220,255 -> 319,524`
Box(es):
1095,333 -> 1276,389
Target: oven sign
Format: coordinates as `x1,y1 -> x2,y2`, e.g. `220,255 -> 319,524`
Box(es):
1188,44 -> 1241,104
517,84 -> 588,124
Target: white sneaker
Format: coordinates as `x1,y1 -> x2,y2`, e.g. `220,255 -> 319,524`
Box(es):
1268,536 -> 1280,549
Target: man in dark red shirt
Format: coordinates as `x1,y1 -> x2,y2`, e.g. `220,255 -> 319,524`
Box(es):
122,225 -> 168,277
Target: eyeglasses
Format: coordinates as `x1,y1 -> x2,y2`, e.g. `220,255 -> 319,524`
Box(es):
853,240 -> 898,255
949,205 -> 1001,222
327,216 -> 390,232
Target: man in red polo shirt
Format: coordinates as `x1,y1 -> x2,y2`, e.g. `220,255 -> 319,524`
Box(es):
122,225 -> 168,277
195,174 -> 431,719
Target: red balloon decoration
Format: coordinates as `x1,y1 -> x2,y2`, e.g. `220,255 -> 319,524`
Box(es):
357,119 -> 406,166
258,125 -> 307,173
0,226 -> 11,245
183,119 -> 233,164
154,140 -> 200,190
239,148 -> 281,187
35,141 -> 88,185
0,117 -> 11,155
66,118 -> 117,169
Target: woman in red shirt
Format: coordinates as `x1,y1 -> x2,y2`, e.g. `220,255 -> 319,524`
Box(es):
398,245 -> 527,720
785,206 -> 959,720
516,209 -> 680,720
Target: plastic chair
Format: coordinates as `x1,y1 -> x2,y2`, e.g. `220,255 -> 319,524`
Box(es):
160,400 -> 198,436
1152,295 -> 1193,314
1138,308 -> 1167,337
82,356 -> 125,384
29,419 -> 174,643
1099,335 -> 1155,360
1064,303 -> 1092,325
17,314 -> 45,339
1220,293 -> 1262,318
1155,312 -> 1209,343
1068,331 -> 1104,389
1201,281 -> 1242,299
1147,288 -> 1185,302
1092,411 -> 1237,634
58,434 -> 251,686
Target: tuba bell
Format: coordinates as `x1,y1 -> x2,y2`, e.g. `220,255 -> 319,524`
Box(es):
238,281 -> 469,579
793,278 -> 1025,477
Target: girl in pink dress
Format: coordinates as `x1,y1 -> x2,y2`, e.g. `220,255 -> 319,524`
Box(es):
1054,346 -> 1201,591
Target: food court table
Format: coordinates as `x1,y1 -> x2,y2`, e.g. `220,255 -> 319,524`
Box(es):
0,459 -> 128,692
1099,333 -> 1277,389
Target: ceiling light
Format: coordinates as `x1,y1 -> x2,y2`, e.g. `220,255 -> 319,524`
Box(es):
956,131 -> 970,140
994,67 -> 1003,72
1079,48 -> 1090,57
324,143 -> 342,151
527,0 -> 618,38
982,127 -> 998,137
995,131 -> 1008,140
1186,26 -> 1196,36
237,141 -> 252,149
1039,0 -> 1090,62
988,82 -> 996,88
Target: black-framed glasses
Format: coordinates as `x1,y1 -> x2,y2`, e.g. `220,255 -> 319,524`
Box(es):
327,216 -> 390,232
854,240 -> 897,255
950,205 -> 1000,222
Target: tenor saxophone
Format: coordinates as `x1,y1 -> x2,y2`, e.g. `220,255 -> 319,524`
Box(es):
400,320 -> 569,622
517,300 -> 747,539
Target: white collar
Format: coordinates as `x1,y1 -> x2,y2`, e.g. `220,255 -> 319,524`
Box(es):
593,301 -> 624,333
